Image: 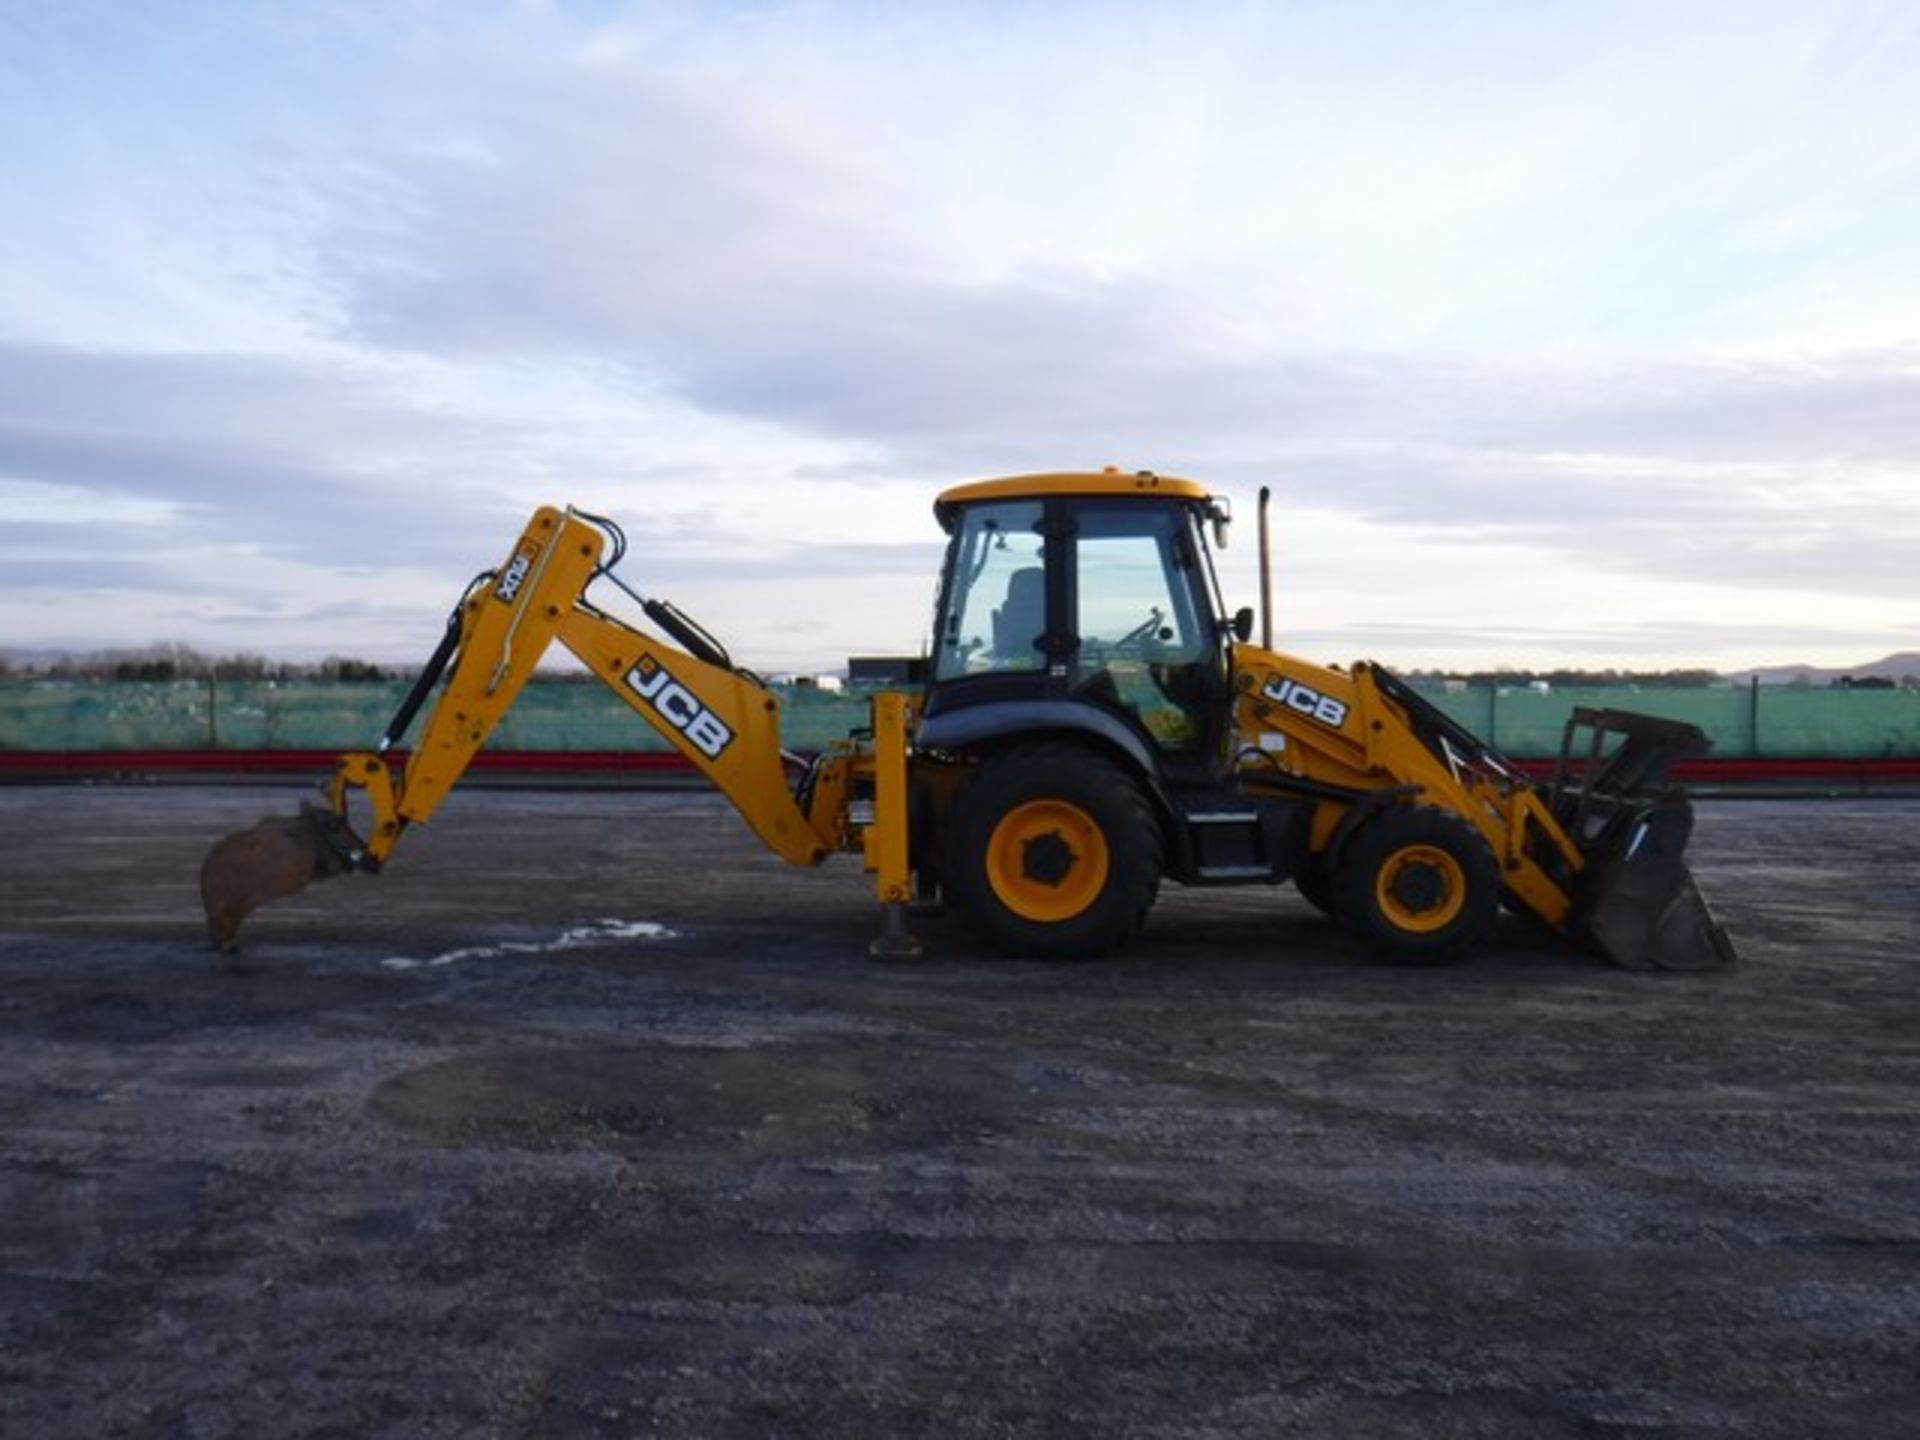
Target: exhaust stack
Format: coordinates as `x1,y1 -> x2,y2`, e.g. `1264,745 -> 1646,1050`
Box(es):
1257,485 -> 1273,650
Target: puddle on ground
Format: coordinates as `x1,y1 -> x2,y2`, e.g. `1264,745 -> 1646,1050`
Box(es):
378,918 -> 677,971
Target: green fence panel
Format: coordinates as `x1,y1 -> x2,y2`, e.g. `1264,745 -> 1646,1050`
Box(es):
2,678 -> 1916,759
463,682 -> 869,753
483,681 -> 670,752
1754,687 -> 1920,759
1426,686 -> 1761,759
0,679 -> 875,753
202,680 -> 403,749
0,679 -> 220,750
777,687 -> 875,752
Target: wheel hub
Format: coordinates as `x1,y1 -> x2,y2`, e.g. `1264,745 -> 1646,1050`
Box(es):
1021,829 -> 1076,886
1388,859 -> 1447,914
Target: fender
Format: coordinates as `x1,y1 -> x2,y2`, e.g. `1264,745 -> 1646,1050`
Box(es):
917,698 -> 1198,873
917,697 -> 1160,777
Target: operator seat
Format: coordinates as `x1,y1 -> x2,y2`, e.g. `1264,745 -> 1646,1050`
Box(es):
991,566 -> 1045,665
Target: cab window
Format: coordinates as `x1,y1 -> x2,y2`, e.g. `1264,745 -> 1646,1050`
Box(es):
933,500 -> 1046,680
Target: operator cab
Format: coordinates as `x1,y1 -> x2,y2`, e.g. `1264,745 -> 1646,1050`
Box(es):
924,471 -> 1239,769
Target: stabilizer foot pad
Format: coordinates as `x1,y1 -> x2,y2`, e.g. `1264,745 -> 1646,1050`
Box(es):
868,932 -> 925,963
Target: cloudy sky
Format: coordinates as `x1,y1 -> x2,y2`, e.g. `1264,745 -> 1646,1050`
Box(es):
3,0 -> 1918,674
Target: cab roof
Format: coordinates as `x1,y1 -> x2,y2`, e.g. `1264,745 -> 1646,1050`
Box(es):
933,470 -> 1213,527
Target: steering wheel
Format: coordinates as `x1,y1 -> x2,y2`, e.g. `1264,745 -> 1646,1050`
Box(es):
1109,607 -> 1170,660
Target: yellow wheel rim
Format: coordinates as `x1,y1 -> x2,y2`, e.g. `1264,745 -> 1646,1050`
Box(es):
985,800 -> 1111,923
1374,843 -> 1466,933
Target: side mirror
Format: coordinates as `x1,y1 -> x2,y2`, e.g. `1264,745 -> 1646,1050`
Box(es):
1231,607 -> 1254,642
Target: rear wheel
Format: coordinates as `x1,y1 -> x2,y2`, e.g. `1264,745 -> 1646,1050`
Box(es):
947,743 -> 1162,957
1332,805 -> 1499,963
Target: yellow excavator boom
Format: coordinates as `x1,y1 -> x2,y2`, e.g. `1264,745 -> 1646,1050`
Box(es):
201,505 -> 917,953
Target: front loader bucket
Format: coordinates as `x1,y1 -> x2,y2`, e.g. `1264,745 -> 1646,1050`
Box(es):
1571,798 -> 1737,971
1550,708 -> 1737,971
200,803 -> 357,952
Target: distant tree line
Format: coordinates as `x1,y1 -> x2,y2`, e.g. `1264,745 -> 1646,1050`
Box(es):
0,645 -> 391,682
1405,667 -> 1728,689
1830,675 -> 1904,691
1404,667 -> 1919,691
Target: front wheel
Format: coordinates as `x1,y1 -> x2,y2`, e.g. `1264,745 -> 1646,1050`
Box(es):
946,743 -> 1162,958
1332,805 -> 1500,964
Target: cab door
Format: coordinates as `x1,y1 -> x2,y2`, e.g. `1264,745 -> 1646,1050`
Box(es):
1066,500 -> 1228,755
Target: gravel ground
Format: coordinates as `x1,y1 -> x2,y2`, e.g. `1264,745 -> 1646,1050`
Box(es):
1,785 -> 1917,1438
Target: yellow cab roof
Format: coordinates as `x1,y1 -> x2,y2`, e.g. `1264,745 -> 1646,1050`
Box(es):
933,470 -> 1213,527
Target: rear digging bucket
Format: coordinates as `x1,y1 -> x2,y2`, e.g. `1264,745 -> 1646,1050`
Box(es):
1573,799 -> 1738,971
200,802 -> 356,952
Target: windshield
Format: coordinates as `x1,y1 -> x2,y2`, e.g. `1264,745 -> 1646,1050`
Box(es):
1072,504 -> 1209,668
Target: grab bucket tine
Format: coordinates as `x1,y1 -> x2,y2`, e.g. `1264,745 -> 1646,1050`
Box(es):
199,803 -> 356,952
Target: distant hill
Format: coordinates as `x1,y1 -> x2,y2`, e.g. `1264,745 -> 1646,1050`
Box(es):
1736,653 -> 1920,686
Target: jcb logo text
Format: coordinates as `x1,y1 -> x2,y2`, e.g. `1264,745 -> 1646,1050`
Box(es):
494,547 -> 536,603
1261,676 -> 1349,729
627,655 -> 735,759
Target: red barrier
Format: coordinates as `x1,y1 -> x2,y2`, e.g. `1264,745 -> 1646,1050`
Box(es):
1505,756 -> 1920,786
3,749 -> 1917,789
0,748 -> 695,777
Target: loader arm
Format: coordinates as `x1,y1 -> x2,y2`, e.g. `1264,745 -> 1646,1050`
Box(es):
1227,646 -> 1733,969
1228,646 -> 1581,927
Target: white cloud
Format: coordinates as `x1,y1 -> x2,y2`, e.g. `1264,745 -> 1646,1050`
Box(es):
1,1 -> 1918,672
0,478 -> 184,528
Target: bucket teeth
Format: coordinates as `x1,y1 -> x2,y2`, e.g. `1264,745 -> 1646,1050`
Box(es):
199,803 -> 357,952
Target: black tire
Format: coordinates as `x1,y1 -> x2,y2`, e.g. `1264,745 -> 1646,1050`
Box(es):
1331,804 -> 1500,964
946,742 -> 1162,958
1292,857 -> 1336,917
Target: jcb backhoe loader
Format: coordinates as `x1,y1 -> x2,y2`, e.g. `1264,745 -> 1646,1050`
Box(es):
201,471 -> 1735,970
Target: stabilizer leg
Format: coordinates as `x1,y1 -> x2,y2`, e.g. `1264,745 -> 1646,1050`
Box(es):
869,901 -> 923,962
